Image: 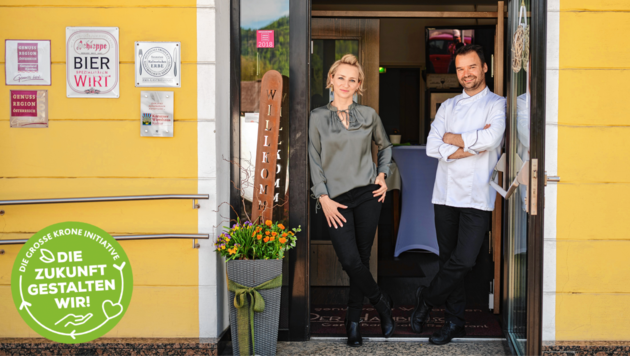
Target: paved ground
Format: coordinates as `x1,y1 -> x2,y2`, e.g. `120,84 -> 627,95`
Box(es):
277,340 -> 511,355
224,339 -> 512,355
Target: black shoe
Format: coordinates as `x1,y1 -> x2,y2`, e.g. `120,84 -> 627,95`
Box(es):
410,286 -> 432,333
373,292 -> 396,337
344,318 -> 363,347
429,321 -> 466,345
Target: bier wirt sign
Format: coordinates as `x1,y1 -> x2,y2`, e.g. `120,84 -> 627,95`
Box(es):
66,27 -> 119,98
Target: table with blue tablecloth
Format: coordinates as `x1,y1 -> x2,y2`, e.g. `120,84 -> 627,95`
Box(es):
391,146 -> 439,257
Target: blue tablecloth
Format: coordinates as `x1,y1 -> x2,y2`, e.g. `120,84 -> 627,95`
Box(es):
391,146 -> 439,257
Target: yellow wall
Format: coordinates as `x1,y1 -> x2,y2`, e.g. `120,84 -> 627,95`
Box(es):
0,1 -> 200,337
556,0 -> 630,341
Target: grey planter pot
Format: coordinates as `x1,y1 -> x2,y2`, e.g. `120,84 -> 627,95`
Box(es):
227,259 -> 282,356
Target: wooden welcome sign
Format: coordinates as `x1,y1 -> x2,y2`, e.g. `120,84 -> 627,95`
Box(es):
251,70 -> 284,223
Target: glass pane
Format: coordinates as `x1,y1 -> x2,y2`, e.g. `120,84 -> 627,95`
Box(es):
239,0 -> 290,329
506,0 -> 531,354
309,39 -> 359,241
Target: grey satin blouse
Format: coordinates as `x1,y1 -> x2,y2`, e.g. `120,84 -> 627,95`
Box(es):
309,102 -> 393,199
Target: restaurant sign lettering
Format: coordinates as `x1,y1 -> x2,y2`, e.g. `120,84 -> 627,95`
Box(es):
66,27 -> 119,98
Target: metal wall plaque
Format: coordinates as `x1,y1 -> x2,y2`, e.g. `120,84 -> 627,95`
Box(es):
5,40 -> 52,86
135,42 -> 181,88
66,27 -> 119,98
141,91 -> 174,137
10,90 -> 48,128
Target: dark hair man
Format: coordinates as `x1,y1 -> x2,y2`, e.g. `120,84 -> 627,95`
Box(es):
412,44 -> 506,345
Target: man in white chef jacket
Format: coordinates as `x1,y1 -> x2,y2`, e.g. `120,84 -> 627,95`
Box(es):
411,44 -> 506,345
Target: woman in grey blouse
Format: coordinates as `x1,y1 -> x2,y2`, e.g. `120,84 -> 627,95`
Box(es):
309,54 -> 395,346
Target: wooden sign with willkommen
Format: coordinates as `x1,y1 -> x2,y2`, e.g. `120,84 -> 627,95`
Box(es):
251,70 -> 284,223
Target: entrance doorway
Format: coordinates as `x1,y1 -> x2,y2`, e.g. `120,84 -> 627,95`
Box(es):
230,0 -> 546,353
308,10 -> 506,339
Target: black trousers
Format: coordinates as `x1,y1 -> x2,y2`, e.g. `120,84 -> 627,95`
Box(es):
327,184 -> 383,322
422,204 -> 491,326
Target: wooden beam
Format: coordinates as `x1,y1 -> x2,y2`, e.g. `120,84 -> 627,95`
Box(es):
312,10 -> 500,18
492,1 -> 505,315
495,1 -> 505,96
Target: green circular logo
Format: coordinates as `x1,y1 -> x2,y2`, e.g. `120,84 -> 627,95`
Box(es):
11,222 -> 133,343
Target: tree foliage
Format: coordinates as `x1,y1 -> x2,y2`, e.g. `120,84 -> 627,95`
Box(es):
240,16 -> 290,81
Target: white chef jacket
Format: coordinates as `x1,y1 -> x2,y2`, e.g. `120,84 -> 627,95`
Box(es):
426,86 -> 506,211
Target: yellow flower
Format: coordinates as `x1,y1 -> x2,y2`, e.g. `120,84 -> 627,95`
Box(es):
265,220 -> 272,227
278,224 -> 285,230
229,248 -> 236,255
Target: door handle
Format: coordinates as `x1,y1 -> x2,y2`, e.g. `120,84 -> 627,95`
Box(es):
530,159 -> 538,215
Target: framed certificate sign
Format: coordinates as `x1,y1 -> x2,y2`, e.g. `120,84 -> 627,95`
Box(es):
66,27 -> 119,98
5,40 -> 52,85
10,90 -> 48,128
141,91 -> 174,137
135,42 -> 181,87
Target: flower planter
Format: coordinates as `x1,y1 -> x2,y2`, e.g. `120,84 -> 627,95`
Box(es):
227,259 -> 282,356
389,134 -> 401,144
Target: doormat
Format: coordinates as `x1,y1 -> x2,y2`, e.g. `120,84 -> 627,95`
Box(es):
311,305 -> 503,337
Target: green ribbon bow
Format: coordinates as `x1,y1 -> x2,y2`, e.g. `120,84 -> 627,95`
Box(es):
228,274 -> 282,356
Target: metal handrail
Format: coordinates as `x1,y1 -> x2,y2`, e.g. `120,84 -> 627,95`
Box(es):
0,233 -> 210,245
0,194 -> 209,206
0,194 -> 212,249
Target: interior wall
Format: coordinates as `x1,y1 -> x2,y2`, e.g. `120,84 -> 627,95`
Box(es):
380,17 -> 497,66
312,4 -> 499,144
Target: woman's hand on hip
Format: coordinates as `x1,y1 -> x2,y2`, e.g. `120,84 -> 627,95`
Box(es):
319,195 -> 348,229
373,173 -> 388,203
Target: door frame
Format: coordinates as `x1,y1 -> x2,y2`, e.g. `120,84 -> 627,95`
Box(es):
230,1 -> 546,347
526,0 -> 546,354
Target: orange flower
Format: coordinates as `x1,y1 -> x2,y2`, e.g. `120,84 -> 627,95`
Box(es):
272,232 -> 277,237
251,232 -> 256,237
270,236 -> 275,242
263,237 -> 270,243
279,237 -> 287,244
265,231 -> 270,236
278,224 -> 285,230
257,234 -> 262,240
282,233 -> 288,237
288,231 -> 294,235
265,220 -> 272,227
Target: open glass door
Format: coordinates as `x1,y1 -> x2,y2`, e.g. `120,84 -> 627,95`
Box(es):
504,0 -> 537,354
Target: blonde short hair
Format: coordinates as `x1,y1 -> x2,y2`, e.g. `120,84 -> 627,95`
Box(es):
326,54 -> 365,96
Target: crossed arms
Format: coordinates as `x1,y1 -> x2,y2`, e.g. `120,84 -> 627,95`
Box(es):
426,99 -> 506,162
